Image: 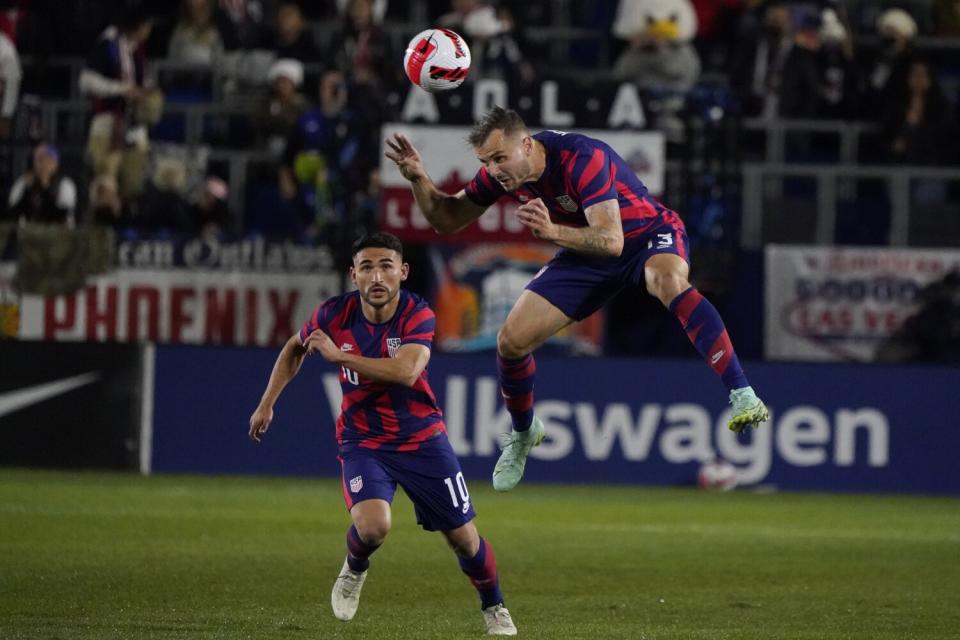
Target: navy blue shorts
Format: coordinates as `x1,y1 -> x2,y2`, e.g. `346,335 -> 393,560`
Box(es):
525,216 -> 690,321
338,436 -> 476,532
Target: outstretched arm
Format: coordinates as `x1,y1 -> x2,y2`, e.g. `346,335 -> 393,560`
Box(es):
248,333 -> 308,442
517,198 -> 624,257
304,328 -> 430,387
384,132 -> 488,234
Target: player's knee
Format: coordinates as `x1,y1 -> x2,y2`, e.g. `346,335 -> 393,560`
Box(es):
444,529 -> 480,557
355,520 -> 390,546
647,269 -> 689,306
496,326 -> 531,359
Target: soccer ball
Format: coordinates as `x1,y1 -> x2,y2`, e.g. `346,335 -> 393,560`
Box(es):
403,28 -> 471,93
697,458 -> 739,491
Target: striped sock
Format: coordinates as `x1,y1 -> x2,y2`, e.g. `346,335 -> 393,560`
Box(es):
669,287 -> 749,392
458,537 -> 504,610
496,353 -> 536,431
345,524 -> 380,572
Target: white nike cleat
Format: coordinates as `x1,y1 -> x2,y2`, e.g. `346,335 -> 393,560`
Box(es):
492,416 -> 546,492
483,604 -> 518,636
728,386 -> 770,433
330,557 -> 367,621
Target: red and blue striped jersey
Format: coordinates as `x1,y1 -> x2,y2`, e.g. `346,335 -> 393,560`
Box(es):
464,130 -> 680,239
299,289 -> 446,452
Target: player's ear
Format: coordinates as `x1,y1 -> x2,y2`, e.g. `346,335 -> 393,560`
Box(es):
400,262 -> 409,281
349,265 -> 357,285
521,135 -> 531,152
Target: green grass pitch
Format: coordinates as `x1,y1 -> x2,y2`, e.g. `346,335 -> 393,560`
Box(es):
1,469 -> 958,639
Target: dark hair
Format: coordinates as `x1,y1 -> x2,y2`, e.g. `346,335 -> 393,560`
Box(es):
467,106 -> 529,147
351,232 -> 403,259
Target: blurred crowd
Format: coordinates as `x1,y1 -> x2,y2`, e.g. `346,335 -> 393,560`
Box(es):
0,0 -> 959,245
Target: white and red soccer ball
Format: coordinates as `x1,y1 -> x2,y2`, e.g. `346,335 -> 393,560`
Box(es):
697,458 -> 739,491
404,28 -> 471,93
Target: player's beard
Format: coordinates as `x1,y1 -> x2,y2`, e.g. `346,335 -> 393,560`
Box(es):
362,284 -> 397,309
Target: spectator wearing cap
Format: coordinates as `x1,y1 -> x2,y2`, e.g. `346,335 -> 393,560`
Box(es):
861,8 -> 918,118
192,176 -> 232,237
7,143 -> 77,227
779,9 -> 823,118
255,58 -> 310,156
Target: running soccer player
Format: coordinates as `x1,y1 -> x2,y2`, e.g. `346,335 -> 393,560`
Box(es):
248,232 -> 517,635
384,107 -> 769,492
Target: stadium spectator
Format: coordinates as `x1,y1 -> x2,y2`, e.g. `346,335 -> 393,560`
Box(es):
817,7 -> 860,119
0,1 -> 23,41
280,69 -> 368,240
327,0 -> 395,87
860,8 -> 918,119
0,28 -> 19,140
729,0 -> 793,117
439,0 -> 533,85
255,58 -> 310,156
877,269 -> 960,363
7,143 -> 77,227
934,0 -> 960,36
437,0 -> 489,30
79,6 -> 158,201
334,0 -> 387,23
266,1 -> 320,63
881,59 -> 957,165
248,232 -> 518,635
192,175 -> 232,237
137,157 -> 194,232
778,10 -> 823,118
690,0 -> 744,71
215,0 -> 264,49
167,0 -> 226,65
88,173 -> 124,228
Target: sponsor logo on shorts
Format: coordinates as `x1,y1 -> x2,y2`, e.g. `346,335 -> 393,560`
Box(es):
340,343 -> 354,352
386,338 -> 401,358
349,475 -> 363,493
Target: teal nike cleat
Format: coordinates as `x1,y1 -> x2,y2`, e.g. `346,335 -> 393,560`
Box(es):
728,386 -> 770,433
492,416 -> 546,492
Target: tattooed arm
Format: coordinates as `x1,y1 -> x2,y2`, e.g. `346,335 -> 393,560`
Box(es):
516,198 -> 624,257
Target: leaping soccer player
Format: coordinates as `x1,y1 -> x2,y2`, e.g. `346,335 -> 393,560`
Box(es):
385,106 -> 769,492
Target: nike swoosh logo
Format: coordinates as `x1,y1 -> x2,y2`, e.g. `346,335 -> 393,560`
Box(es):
711,350 -> 725,364
0,372 -> 101,419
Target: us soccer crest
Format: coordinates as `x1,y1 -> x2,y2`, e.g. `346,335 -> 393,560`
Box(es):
349,475 -> 363,493
386,338 -> 402,358
555,194 -> 579,212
